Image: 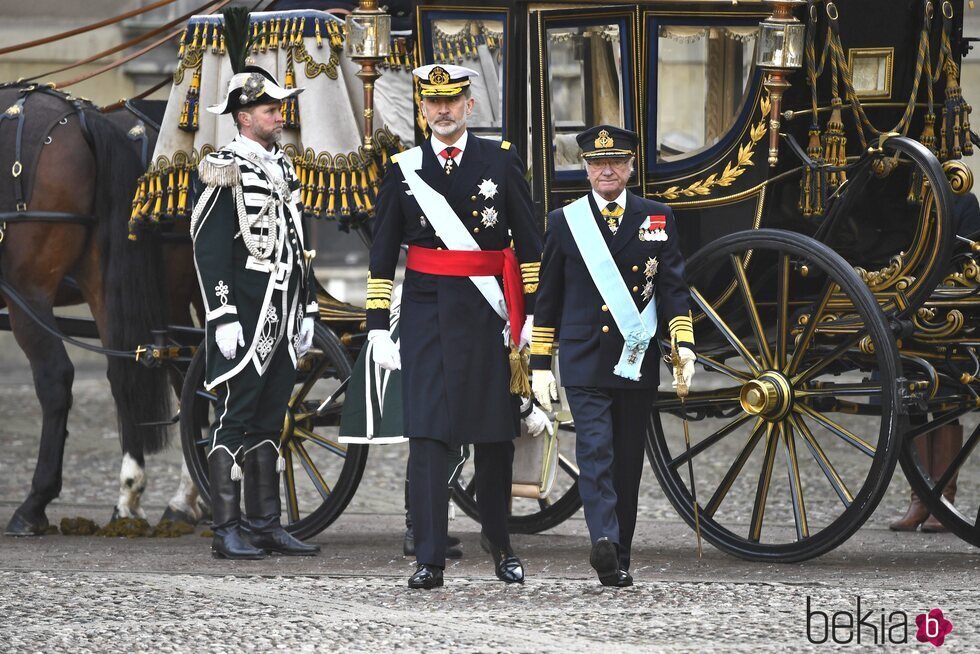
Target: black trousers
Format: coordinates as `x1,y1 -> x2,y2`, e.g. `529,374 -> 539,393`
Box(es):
565,386 -> 653,570
409,437 -> 514,568
209,343 -> 297,452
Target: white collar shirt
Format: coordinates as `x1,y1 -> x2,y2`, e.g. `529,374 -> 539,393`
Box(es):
432,130 -> 469,167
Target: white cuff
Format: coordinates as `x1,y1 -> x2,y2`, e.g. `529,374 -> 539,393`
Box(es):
206,304 -> 238,321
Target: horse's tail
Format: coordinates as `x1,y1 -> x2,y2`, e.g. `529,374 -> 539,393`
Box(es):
85,110 -> 172,455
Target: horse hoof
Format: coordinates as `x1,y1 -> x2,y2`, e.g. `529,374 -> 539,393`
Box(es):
4,511 -> 48,537
161,506 -> 199,527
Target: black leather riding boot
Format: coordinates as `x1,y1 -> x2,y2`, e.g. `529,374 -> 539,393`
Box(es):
208,448 -> 266,560
242,445 -> 320,556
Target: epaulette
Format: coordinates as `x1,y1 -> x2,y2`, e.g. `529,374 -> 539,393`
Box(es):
500,140 -> 512,150
390,152 -> 401,164
197,150 -> 241,188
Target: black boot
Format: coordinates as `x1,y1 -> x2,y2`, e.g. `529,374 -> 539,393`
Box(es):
242,444 -> 320,556
480,532 -> 524,584
208,449 -> 266,560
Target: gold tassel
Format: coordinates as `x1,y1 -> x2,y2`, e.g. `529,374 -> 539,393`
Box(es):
360,170 -> 373,212
799,126 -> 824,216
177,29 -> 187,59
315,17 -> 322,48
165,168 -> 175,216
910,113 -> 937,204
327,172 -> 337,215
315,168 -> 326,213
177,168 -> 189,217
509,345 -> 531,396
339,171 -> 350,215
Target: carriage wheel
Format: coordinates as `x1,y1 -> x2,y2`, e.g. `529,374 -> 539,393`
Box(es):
180,323 -> 368,540
647,229 -> 902,562
450,421 -> 583,534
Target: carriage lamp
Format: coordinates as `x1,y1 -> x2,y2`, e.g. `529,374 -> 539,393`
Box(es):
756,0 -> 806,166
345,0 -> 392,153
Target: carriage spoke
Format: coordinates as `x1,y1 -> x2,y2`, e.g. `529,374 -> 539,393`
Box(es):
776,253 -> 790,370
290,354 -> 336,408
781,421 -> 809,540
790,413 -> 853,507
731,253 -> 773,368
785,279 -> 838,377
794,382 -> 882,398
283,448 -> 300,523
558,453 -> 580,479
931,422 -> 980,496
294,425 -> 347,458
795,403 -> 876,456
791,334 -> 864,386
292,440 -> 332,500
537,497 -> 553,510
704,417 -> 766,518
748,423 -> 778,543
691,287 -> 763,376
669,411 -> 753,469
695,353 -> 752,383
653,387 -> 741,411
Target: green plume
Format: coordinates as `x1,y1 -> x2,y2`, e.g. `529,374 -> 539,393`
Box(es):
222,7 -> 253,75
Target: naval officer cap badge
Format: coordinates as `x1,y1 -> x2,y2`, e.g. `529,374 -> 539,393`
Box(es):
576,124 -> 637,160
413,63 -> 481,98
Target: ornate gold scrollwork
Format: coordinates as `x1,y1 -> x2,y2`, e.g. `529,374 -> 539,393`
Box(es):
942,160 -> 974,195
912,308 -> 966,339
651,95 -> 771,200
941,259 -> 980,288
853,255 -> 914,292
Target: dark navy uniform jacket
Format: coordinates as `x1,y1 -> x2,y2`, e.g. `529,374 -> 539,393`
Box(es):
530,191 -> 692,389
366,134 -> 542,444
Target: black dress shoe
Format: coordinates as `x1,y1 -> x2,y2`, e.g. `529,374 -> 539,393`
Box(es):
590,537 -> 619,580
480,532 -> 525,584
599,569 -> 634,588
408,564 -> 444,589
402,527 -> 463,559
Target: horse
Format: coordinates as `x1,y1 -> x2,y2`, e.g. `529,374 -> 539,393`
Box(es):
0,82 -> 193,534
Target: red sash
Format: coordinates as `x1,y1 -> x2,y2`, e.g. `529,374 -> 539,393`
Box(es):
405,245 -> 525,345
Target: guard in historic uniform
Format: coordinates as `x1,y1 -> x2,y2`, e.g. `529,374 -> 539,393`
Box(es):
367,63 -> 542,589
191,9 -> 320,560
530,125 -> 696,587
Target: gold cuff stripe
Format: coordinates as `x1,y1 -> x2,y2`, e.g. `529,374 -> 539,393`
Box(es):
366,299 -> 391,310
532,327 -> 556,338
530,341 -> 554,356
523,283 -> 539,294
520,262 -> 541,271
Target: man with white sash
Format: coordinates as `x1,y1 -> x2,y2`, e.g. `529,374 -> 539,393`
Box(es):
529,125 -> 696,587
365,64 -> 542,589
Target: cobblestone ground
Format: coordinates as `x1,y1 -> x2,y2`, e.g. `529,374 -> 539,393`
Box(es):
2,345 -> 980,652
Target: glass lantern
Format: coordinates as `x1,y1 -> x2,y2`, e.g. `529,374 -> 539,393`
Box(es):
345,6 -> 391,59
756,0 -> 806,70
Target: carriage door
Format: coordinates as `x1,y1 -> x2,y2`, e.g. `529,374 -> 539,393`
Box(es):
530,5 -> 641,220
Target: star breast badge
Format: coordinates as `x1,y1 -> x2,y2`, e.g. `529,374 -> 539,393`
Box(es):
481,206 -> 499,228
478,178 -> 498,200
644,256 -> 659,279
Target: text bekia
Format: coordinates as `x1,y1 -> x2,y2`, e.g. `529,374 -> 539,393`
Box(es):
805,596 -> 908,645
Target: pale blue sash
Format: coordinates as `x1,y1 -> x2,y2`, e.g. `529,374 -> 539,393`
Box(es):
563,196 -> 657,381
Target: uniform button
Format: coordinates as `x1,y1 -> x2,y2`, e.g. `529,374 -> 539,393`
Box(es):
471,195 -> 477,201
437,246 -> 443,250
602,325 -> 610,333
632,265 -> 639,272
632,286 -> 639,292
601,305 -> 608,312
472,210 -> 479,217
473,227 -> 480,233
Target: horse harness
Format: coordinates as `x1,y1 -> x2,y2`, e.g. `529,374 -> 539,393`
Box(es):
0,83 -> 100,244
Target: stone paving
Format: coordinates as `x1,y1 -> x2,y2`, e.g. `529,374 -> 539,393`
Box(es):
2,354 -> 980,651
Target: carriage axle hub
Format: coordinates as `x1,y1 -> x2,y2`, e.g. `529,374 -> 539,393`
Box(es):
740,372 -> 793,420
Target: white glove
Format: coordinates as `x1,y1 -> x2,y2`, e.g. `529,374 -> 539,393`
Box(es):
532,369 -> 558,411
523,403 -> 554,438
519,314 -> 534,351
215,321 -> 244,360
297,317 -> 315,358
672,346 -> 696,391
368,329 -> 401,371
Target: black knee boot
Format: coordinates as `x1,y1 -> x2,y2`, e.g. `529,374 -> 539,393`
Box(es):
208,449 -> 267,560
242,444 -> 320,556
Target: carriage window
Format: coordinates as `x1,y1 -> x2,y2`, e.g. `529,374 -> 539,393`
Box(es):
426,17 -> 506,135
547,24 -> 625,171
656,26 -> 757,163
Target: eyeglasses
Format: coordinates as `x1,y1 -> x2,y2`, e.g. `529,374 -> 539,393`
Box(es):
585,158 -> 632,171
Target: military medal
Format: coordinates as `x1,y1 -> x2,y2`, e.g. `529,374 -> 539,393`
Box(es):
642,257 -> 658,301
640,214 -> 668,241
607,217 -> 619,234
481,206 -> 499,228
478,178 -> 498,200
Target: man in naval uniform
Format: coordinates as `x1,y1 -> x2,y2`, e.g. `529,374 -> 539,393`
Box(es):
191,58 -> 320,559
530,126 -> 696,587
367,63 -> 542,589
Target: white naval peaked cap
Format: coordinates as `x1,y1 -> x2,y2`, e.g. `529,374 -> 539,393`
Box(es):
413,63 -> 480,97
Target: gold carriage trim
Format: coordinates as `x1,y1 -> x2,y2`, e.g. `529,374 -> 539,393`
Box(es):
520,262 -> 540,294
431,20 -> 502,66
366,275 -> 393,310
668,313 -> 695,346
530,326 -> 556,357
